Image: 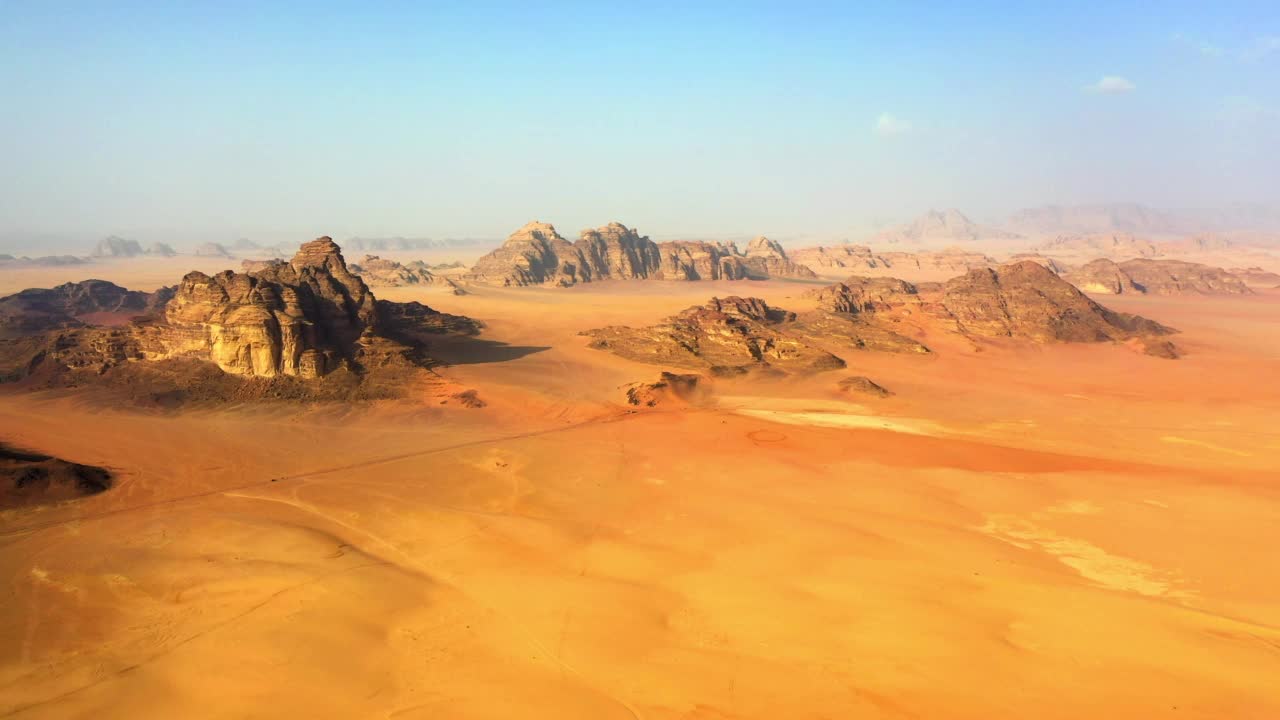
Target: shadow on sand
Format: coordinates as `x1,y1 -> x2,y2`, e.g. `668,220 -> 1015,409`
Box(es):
427,337 -> 551,366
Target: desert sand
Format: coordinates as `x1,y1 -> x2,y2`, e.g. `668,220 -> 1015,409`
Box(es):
1,259 -> 1279,719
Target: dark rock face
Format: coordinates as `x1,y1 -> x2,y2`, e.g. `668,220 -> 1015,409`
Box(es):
584,296 -> 846,376
837,376 -> 893,398
742,237 -> 818,279
623,372 -> 706,407
156,238 -> 380,378
468,221 -> 818,286
91,236 -> 145,258
1064,258 -> 1252,295
348,255 -> 438,287
940,261 -> 1174,342
0,280 -> 171,335
1,442 -> 113,508
0,238 -> 481,395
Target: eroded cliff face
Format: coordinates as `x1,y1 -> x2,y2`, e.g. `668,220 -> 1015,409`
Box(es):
467,222 -> 817,286
152,238 -> 377,378
743,237 -> 818,279
1062,259 -> 1253,296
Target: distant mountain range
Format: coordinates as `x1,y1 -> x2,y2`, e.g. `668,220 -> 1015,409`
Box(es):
1006,203 -> 1280,237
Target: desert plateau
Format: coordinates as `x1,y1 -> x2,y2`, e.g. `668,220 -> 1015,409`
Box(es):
4,4 -> 1280,718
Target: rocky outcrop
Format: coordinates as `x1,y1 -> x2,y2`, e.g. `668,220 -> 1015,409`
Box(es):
0,238 -> 483,403
193,242 -> 233,258
789,244 -> 888,273
873,209 -> 1019,245
1061,259 -> 1141,294
149,242 -> 177,257
1112,259 -> 1252,295
623,372 -> 706,407
0,280 -> 172,335
1,442 -> 112,509
742,237 -> 817,279
469,221 -> 820,286
878,248 -> 996,274
584,297 -> 846,376
1229,267 -> 1280,288
153,238 -> 379,378
805,277 -> 922,314
1031,233 -> 1163,259
837,376 -> 893,398
348,256 -> 437,286
940,261 -> 1174,343
1064,259 -> 1252,295
91,236 -> 145,258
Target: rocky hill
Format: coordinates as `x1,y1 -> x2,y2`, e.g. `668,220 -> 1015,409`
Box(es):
873,209 -> 1018,245
583,297 -> 846,376
348,255 -> 438,287
0,238 -> 481,402
91,235 -> 145,258
466,221 -> 817,286
1,442 -> 113,509
1032,233 -> 1164,259
1063,258 -> 1253,295
1228,267 -> 1280,288
789,244 -> 995,277
939,262 -> 1175,346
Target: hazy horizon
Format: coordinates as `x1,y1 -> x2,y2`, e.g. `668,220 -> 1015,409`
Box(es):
3,3 -> 1278,251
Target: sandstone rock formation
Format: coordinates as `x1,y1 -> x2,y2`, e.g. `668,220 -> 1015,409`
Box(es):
623,372 -> 706,407
193,242 -> 233,258
1229,266 -> 1280,288
154,238 -> 379,378
796,279 -> 931,353
787,244 -> 995,277
1063,259 -> 1252,295
149,242 -> 177,257
348,256 -> 437,287
1032,233 -> 1163,259
837,376 -> 893,398
742,237 -> 817,279
584,297 -> 846,375
939,261 -> 1174,343
1,442 -> 112,509
873,209 -> 1019,245
91,235 -> 145,258
468,221 -> 818,286
789,244 -> 888,273
0,280 -> 172,335
0,238 -> 482,400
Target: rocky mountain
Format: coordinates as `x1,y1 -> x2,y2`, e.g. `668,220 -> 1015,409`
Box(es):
149,242 -> 177,257
742,237 -> 817,279
1008,204 -> 1183,236
1,442 -> 112,509
939,261 -> 1175,346
0,254 -> 88,267
1063,259 -> 1253,295
0,238 -> 481,402
1228,267 -> 1280,288
583,297 -> 846,376
91,235 -> 145,258
788,244 -> 995,277
348,256 -> 437,287
1032,233 -> 1164,259
0,280 -> 172,335
873,209 -> 1019,245
193,242 -> 232,258
467,221 -> 817,286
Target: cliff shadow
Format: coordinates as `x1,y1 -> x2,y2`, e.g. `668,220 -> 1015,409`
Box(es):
426,336 -> 551,366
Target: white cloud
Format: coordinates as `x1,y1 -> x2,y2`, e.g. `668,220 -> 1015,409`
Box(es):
1084,75 -> 1136,94
874,112 -> 911,137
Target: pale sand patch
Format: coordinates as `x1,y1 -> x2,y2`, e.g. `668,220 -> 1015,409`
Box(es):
1161,435 -> 1252,457
978,515 -> 1193,600
720,395 -> 949,437
1047,500 -> 1101,515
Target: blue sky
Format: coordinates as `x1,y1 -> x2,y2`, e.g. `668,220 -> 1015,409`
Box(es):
1,1 -> 1277,248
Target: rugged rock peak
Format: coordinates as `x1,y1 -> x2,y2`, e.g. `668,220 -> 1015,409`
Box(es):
149,242 -> 177,257
741,236 -> 818,279
348,255 -> 436,287
466,221 -> 585,286
91,236 -> 145,258
156,238 -> 380,378
1062,259 -> 1140,294
805,277 -> 919,314
0,280 -> 171,335
1113,259 -> 1252,295
941,261 -> 1173,342
655,240 -> 751,281
584,295 -> 843,376
1063,258 -> 1253,295
789,244 -> 889,272
578,223 -> 662,280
